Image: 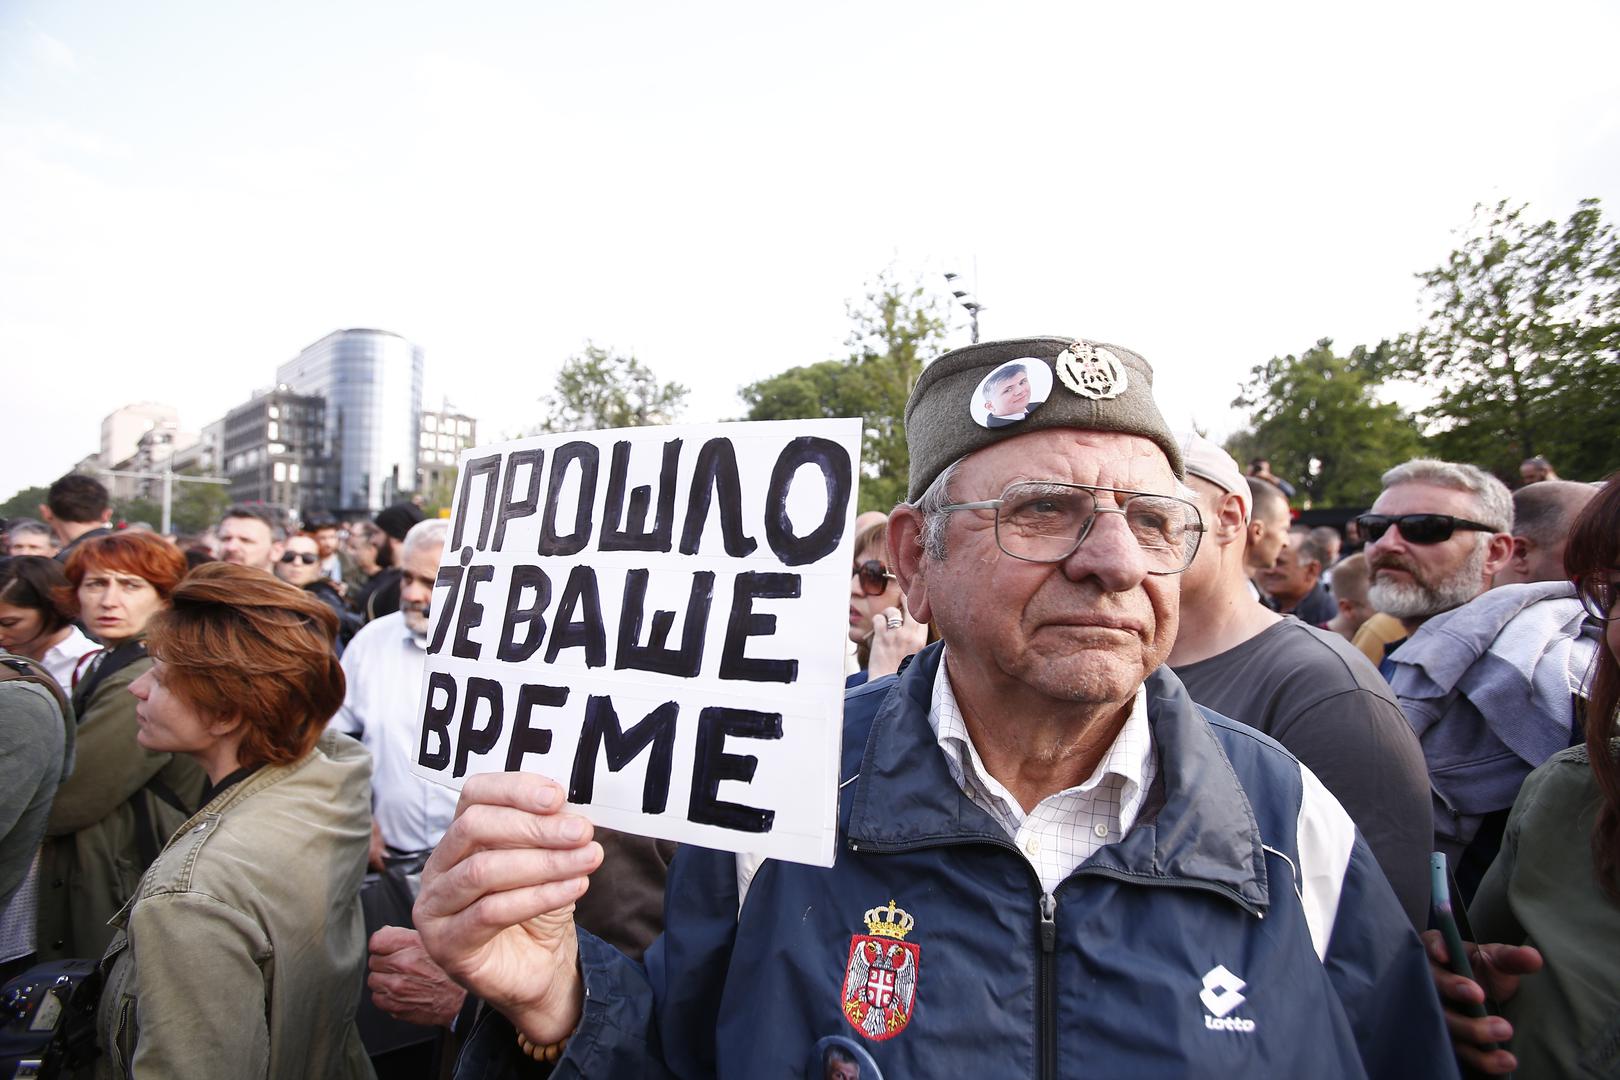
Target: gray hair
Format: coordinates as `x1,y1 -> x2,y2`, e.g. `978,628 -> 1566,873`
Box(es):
402,518 -> 449,563
1288,526 -> 1331,569
1380,459 -> 1513,533
5,518 -> 53,542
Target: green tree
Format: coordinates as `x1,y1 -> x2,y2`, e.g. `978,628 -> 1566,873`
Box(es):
740,270 -> 949,512
0,485 -> 50,522
534,343 -> 688,434
1229,338 -> 1424,507
168,472 -> 234,534
1397,198 -> 1620,480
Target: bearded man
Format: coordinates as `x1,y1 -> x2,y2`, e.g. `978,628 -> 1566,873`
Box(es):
1358,459 -> 1597,898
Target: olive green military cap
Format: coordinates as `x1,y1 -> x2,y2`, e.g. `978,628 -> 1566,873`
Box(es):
904,336 -> 1183,502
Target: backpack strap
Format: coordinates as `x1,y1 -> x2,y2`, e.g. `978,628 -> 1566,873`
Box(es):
0,652 -> 71,718
71,640 -> 148,717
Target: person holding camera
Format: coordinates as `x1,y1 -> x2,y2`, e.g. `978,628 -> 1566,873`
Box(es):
93,563 -> 374,1078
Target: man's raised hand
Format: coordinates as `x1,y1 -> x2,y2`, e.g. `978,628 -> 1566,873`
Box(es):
414,773 -> 604,1045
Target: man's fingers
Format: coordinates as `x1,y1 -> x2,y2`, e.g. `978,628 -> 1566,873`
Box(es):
420,843 -> 604,921
432,876 -> 591,943
1475,942 -> 1543,977
1456,1043 -> 1518,1076
369,925 -> 420,956
454,772 -> 565,818
426,805 -> 595,876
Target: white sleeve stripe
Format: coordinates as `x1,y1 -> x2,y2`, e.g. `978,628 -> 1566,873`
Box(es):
1294,763 -> 1356,962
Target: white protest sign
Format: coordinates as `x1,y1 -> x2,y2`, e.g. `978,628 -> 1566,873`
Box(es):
410,418 -> 862,868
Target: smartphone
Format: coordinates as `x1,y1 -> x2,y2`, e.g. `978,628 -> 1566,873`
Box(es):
1430,851 -> 1497,1043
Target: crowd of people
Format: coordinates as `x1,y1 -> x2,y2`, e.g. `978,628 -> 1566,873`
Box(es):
0,334 -> 1616,1079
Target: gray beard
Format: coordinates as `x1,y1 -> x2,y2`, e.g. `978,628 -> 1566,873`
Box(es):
1367,540 -> 1488,621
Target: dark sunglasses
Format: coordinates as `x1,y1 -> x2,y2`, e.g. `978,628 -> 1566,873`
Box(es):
853,559 -> 895,596
1575,574 -> 1615,623
1355,513 -> 1499,546
279,551 -> 320,565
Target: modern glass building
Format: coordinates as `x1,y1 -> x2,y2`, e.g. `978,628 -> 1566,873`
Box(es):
276,329 -> 424,514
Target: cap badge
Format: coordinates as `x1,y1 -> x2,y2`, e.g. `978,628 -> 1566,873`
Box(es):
1056,343 -> 1128,400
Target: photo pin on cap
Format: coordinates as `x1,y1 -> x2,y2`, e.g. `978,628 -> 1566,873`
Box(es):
969,358 -> 1053,430
1055,342 -> 1129,400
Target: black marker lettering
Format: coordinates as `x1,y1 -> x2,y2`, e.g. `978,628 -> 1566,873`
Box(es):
451,453 -> 502,551
568,696 -> 678,814
496,565 -> 552,663
688,706 -> 782,832
417,671 -> 457,771
453,676 -> 505,778
451,564 -> 495,660
544,565 -> 607,667
764,436 -> 852,566
615,569 -> 715,679
538,441 -> 600,556
719,572 -> 801,683
600,438 -> 682,553
427,564 -> 464,655
679,437 -> 757,557
493,447 -> 545,552
506,683 -> 569,772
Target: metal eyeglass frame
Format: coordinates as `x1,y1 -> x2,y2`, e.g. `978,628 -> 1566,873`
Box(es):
938,481 -> 1206,575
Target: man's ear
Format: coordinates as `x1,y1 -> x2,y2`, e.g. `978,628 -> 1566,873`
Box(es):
1210,493 -> 1247,546
98,508 -> 113,525
887,506 -> 934,626
38,504 -> 54,525
270,540 -> 286,563
1337,597 -> 1354,618
1483,533 -> 1516,579
1509,536 -> 1532,574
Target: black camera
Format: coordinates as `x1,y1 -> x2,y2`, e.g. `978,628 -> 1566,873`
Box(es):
0,960 -> 101,1079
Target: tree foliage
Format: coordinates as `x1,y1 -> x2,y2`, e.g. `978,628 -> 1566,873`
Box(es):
1229,338 -> 1423,507
740,270 -> 949,513
1396,198 -> 1620,480
534,343 -> 688,434
0,486 -> 50,523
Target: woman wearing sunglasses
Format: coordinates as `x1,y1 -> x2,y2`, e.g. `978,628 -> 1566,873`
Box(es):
273,534 -> 361,650
1428,472 -> 1620,1078
847,520 -> 928,686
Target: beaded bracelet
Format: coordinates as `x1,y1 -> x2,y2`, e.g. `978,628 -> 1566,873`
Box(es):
516,1031 -> 570,1063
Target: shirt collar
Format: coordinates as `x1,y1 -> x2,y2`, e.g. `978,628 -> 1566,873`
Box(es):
928,645 -> 1153,823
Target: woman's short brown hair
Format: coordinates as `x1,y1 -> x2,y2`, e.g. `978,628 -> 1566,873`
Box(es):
145,562 -> 345,769
61,532 -> 188,612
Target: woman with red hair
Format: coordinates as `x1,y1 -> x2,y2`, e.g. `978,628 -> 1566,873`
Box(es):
37,532 -> 203,964
95,562 -> 374,1077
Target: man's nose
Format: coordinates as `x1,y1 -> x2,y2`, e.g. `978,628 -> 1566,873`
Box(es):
1060,508 -> 1149,590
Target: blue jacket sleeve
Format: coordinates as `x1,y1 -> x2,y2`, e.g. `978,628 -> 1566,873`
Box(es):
1322,839 -> 1460,1080
455,846 -> 741,1080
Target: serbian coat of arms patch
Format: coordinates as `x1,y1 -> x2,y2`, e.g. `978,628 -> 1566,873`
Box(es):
842,900 -> 920,1041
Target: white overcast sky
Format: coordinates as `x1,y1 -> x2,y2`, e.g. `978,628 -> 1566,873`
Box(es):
4,1 -> 1619,495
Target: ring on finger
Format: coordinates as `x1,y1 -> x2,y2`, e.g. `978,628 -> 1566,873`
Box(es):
886,616 -> 903,629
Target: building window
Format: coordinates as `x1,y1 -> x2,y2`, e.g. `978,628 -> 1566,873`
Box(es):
268,421 -> 279,440
289,463 -> 301,483
268,406 -> 280,420
424,415 -> 438,433
273,462 -> 287,482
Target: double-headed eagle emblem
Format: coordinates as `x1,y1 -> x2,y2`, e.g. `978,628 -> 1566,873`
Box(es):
842,899 -> 920,1041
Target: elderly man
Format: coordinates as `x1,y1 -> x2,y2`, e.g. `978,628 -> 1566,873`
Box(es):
4,519 -> 56,558
1255,527 -> 1337,625
416,338 -> 1452,1078
217,505 -> 286,573
1168,435 -> 1431,927
1492,479 -> 1596,588
1357,459 -> 1595,898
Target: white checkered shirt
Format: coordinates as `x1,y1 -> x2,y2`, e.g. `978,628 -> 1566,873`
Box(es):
929,651 -> 1157,894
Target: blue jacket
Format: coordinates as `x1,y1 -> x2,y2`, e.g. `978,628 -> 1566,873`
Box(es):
459,643 -> 1456,1079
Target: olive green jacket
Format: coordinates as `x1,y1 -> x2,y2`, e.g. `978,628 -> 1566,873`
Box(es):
96,730 -> 376,1080
38,653 -> 204,961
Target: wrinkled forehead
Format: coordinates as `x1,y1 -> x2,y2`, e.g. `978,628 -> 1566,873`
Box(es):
959,429 -> 1177,495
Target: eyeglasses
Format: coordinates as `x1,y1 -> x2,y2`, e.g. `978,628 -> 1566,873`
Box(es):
1356,513 -> 1501,545
939,482 -> 1205,575
279,551 -> 320,565
853,559 -> 895,596
1575,574 -> 1615,623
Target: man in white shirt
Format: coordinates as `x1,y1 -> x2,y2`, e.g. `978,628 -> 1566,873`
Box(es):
333,518 -> 455,867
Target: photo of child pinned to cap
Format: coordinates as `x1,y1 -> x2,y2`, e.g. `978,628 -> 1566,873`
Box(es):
972,358 -> 1052,429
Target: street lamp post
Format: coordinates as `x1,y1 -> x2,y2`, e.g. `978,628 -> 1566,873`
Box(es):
943,271 -> 984,344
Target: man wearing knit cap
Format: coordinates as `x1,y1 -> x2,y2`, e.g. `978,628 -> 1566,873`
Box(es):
417,338 -> 1454,1078
1167,432 -> 1433,927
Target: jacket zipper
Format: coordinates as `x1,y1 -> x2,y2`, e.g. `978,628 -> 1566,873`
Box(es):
1037,891 -> 1057,1080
